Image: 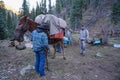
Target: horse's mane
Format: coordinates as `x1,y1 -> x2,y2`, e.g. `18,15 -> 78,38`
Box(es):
27,19 -> 40,26
27,19 -> 40,32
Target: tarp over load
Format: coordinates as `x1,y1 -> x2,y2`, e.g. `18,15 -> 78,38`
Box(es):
35,14 -> 67,36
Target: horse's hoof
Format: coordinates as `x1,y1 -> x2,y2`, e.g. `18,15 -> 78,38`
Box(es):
45,67 -> 50,71
63,57 -> 66,60
47,68 -> 51,72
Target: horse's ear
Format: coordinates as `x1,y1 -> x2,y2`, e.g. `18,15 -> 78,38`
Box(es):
24,15 -> 28,21
19,15 -> 28,24
20,15 -> 27,20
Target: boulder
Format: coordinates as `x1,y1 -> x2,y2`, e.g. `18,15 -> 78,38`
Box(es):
16,44 -> 26,50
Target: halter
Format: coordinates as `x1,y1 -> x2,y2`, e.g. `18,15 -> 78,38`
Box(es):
21,19 -> 29,32
15,19 -> 29,42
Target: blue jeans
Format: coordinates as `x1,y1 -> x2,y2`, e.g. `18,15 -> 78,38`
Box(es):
34,51 -> 46,76
80,40 -> 86,55
68,36 -> 72,42
56,44 -> 62,53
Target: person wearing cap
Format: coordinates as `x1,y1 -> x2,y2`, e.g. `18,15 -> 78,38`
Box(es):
79,25 -> 89,56
31,24 -> 49,76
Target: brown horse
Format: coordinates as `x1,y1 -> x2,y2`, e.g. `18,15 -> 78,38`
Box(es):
12,16 -> 66,60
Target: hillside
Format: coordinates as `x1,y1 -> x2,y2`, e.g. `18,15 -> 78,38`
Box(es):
82,0 -> 115,35
56,0 -> 119,36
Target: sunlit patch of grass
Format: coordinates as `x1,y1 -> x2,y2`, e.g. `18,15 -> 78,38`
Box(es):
72,34 -> 79,42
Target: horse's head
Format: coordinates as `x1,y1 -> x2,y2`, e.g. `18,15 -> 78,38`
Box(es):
13,16 -> 40,42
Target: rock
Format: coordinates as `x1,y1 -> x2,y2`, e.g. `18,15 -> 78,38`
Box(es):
51,73 -> 58,79
1,76 -> 8,80
104,46 -> 108,48
95,75 -> 98,78
113,44 -> 120,48
95,52 -> 103,58
25,42 -> 33,48
20,64 -> 34,76
64,73 -> 71,77
51,76 -> 57,79
16,44 -> 26,50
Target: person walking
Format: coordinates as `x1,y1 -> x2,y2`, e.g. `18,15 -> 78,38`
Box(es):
66,28 -> 73,45
31,24 -> 49,76
79,25 -> 89,56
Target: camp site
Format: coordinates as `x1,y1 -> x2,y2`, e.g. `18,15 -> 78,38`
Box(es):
0,0 -> 120,80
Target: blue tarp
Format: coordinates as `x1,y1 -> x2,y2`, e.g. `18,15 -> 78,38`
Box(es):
113,44 -> 120,48
63,37 -> 69,44
93,40 -> 101,45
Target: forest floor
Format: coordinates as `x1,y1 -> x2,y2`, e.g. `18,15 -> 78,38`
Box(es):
0,34 -> 120,80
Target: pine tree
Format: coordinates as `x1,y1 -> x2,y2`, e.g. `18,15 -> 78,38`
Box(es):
82,0 -> 90,10
48,0 -> 52,14
6,12 -> 12,38
70,0 -> 83,29
12,12 -> 18,28
30,8 -> 36,20
62,0 -> 72,17
43,0 -> 47,13
56,0 -> 61,14
21,0 -> 29,16
112,0 -> 120,24
11,12 -> 18,38
41,0 -> 47,14
0,1 -> 7,39
60,0 -> 72,8
36,2 -> 43,15
6,12 -> 12,28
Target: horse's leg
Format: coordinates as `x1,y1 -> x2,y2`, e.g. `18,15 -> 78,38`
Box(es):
61,41 -> 66,60
52,44 -> 56,59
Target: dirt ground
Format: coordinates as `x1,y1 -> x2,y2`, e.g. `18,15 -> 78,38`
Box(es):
0,36 -> 120,80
